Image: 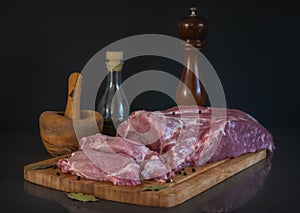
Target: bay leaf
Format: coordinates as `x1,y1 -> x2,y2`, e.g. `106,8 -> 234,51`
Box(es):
66,192 -> 98,202
30,164 -> 55,170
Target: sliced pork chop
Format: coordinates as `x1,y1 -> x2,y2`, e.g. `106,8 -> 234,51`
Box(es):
57,150 -> 141,186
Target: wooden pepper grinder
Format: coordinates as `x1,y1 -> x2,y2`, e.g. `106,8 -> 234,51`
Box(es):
176,7 -> 208,106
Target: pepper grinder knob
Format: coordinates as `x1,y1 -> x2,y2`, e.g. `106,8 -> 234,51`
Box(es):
190,7 -> 197,16
177,7 -> 208,51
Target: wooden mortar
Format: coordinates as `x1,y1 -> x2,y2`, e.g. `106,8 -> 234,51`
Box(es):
39,72 -> 103,156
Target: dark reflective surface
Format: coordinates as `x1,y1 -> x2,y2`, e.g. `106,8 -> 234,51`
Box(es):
0,129 -> 298,212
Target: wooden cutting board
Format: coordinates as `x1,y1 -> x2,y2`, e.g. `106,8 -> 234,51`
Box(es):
24,149 -> 266,208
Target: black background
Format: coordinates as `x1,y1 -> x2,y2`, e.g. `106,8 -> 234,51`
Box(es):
1,1 -> 299,212
1,0 -> 299,133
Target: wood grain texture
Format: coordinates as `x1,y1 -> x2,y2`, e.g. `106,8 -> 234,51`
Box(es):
175,7 -> 208,106
39,110 -> 103,156
64,72 -> 82,120
24,149 -> 266,207
39,72 -> 103,157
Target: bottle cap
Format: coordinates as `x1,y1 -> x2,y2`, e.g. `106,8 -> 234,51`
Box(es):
106,51 -> 123,61
106,51 -> 123,71
190,7 -> 197,16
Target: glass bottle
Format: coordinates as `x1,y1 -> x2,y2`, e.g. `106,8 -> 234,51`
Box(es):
97,51 -> 129,136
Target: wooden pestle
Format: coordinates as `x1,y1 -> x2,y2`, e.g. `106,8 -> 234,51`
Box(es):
64,72 -> 83,120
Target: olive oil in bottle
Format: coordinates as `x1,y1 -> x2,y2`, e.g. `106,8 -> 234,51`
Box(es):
96,51 -> 129,136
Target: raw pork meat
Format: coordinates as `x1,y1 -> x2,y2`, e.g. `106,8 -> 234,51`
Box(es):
79,133 -> 153,161
58,105 -> 274,186
117,105 -> 274,169
57,150 -> 141,186
58,134 -> 173,185
79,134 -> 173,181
